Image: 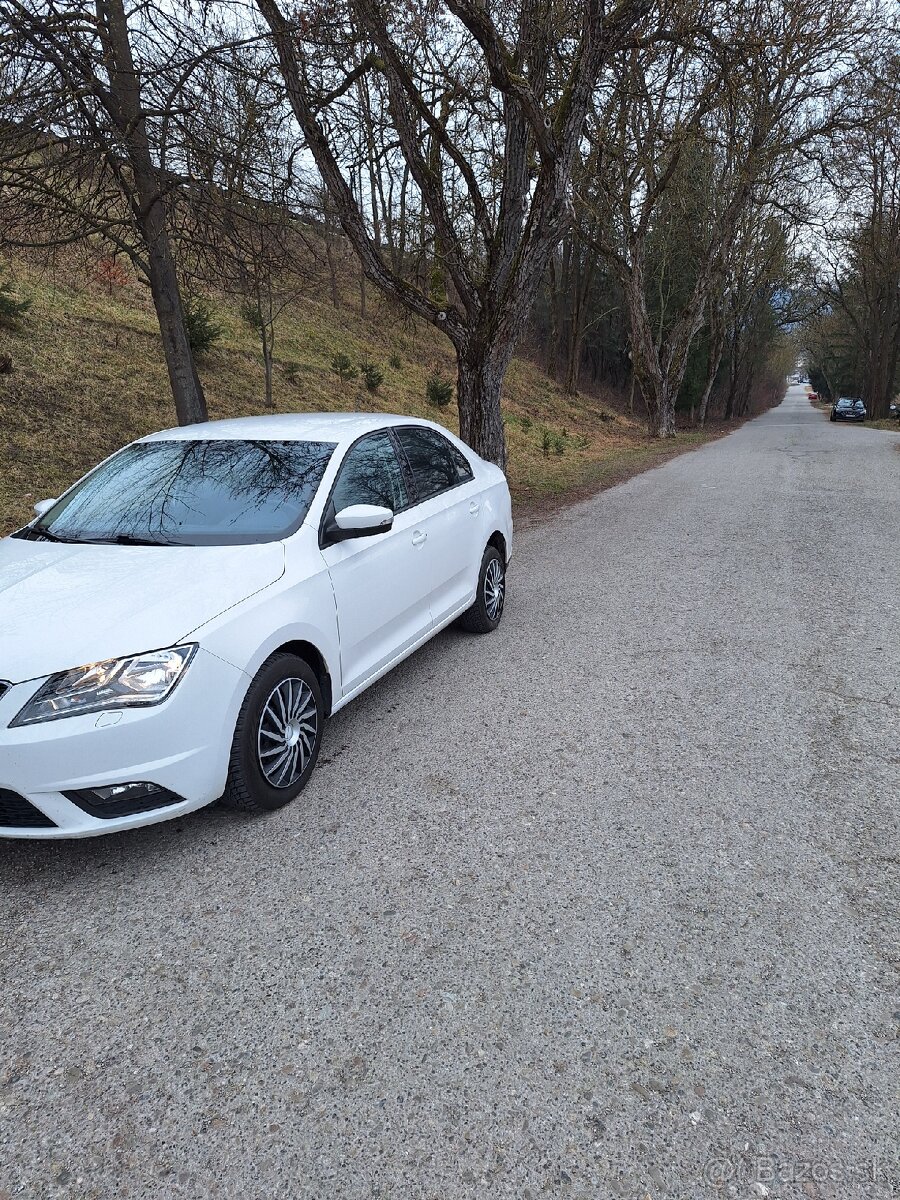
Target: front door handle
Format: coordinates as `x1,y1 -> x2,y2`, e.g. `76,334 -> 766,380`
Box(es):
411,530 -> 427,547
469,501 -> 480,515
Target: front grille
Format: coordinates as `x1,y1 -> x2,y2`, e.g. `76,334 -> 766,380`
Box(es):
64,787 -> 184,820
0,789 -> 56,828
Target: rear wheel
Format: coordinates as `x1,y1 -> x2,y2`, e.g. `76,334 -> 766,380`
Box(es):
221,653 -> 324,813
458,544 -> 506,634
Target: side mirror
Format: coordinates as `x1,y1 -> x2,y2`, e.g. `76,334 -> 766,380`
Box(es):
33,498 -> 58,519
329,503 -> 393,543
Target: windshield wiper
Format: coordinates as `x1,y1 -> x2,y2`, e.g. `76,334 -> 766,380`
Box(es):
88,534 -> 179,546
16,526 -> 76,543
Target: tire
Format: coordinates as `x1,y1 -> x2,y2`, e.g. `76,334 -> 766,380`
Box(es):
457,544 -> 506,634
830,414 -> 836,421
220,652 -> 324,813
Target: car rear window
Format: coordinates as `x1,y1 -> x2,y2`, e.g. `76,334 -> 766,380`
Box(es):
395,427 -> 473,502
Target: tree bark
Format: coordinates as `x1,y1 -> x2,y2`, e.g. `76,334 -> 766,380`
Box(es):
457,343 -> 510,471
260,320 -> 274,408
863,309 -> 900,419
97,0 -> 206,426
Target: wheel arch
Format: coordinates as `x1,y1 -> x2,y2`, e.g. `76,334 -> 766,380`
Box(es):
272,639 -> 334,716
487,529 -> 508,563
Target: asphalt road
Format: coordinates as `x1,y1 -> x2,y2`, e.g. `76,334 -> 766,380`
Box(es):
2,386 -> 898,1200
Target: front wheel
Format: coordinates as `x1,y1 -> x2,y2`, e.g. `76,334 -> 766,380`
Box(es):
458,544 -> 506,634
221,652 -> 324,813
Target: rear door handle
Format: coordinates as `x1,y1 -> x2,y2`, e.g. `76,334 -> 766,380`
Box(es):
411,530 -> 427,546
469,501 -> 480,515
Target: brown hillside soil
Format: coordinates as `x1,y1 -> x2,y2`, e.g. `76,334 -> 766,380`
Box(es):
1,260 -> 751,534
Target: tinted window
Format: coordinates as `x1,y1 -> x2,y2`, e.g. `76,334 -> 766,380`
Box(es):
395,427 -> 473,502
331,431 -> 408,513
23,439 -> 335,546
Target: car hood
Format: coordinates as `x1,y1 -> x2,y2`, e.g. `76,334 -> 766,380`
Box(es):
0,537 -> 285,683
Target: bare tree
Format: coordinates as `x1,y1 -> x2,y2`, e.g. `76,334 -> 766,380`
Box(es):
816,28 -> 900,419
253,0 -> 652,467
178,46 -> 313,407
585,0 -> 860,436
0,0 -> 208,423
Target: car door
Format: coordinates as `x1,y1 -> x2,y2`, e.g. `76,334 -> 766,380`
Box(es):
393,426 -> 482,626
320,431 -> 434,698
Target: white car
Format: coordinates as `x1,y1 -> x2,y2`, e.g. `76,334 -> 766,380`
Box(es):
0,413 -> 512,838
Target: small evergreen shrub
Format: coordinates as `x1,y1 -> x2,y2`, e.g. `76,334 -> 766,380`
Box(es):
360,358 -> 384,392
331,351 -> 357,385
426,371 -> 453,407
0,353 -> 12,374
183,297 -> 223,355
240,302 -> 263,331
520,415 -> 532,432
541,429 -> 553,456
388,351 -> 402,370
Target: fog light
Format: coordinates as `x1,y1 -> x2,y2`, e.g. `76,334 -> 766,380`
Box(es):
89,782 -> 160,802
64,782 -> 183,820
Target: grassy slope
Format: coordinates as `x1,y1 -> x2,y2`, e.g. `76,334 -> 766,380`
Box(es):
1,259 -> 711,534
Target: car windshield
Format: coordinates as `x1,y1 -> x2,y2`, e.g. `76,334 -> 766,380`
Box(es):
837,399 -> 854,408
20,439 -> 336,546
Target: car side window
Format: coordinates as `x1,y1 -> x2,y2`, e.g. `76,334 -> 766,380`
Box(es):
395,428 -> 473,503
331,432 -> 408,514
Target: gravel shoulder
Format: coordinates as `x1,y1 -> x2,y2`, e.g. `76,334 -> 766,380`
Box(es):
1,387 -> 898,1199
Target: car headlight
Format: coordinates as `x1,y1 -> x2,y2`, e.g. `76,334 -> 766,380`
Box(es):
11,645 -> 197,727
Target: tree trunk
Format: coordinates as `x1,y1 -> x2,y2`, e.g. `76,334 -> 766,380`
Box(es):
143,236 -> 207,425
655,386 -> 677,436
564,314 -> 585,395
863,318 -> 900,419
261,322 -> 274,408
456,346 -> 508,470
622,258 -> 683,438
97,0 -> 206,427
324,236 -> 340,308
698,318 -> 726,427
546,255 -> 560,381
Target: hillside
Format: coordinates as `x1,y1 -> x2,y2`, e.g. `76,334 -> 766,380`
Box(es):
0,257 -> 714,535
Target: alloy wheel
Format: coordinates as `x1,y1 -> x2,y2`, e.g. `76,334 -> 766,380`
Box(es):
484,557 -> 505,621
257,677 -> 318,788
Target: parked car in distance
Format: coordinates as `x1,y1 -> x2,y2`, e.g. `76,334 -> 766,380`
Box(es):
830,397 -> 866,422
0,414 -> 513,838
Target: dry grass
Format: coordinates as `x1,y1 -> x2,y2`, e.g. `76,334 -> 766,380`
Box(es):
1,259 -> 721,534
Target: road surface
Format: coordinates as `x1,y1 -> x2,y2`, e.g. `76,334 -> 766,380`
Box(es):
2,386 -> 898,1199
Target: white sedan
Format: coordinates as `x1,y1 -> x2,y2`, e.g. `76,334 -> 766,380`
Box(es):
0,413 -> 512,837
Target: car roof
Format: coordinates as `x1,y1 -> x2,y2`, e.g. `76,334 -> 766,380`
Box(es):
140,412 -> 459,449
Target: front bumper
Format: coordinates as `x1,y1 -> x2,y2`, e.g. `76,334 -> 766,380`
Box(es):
0,647 -> 248,838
